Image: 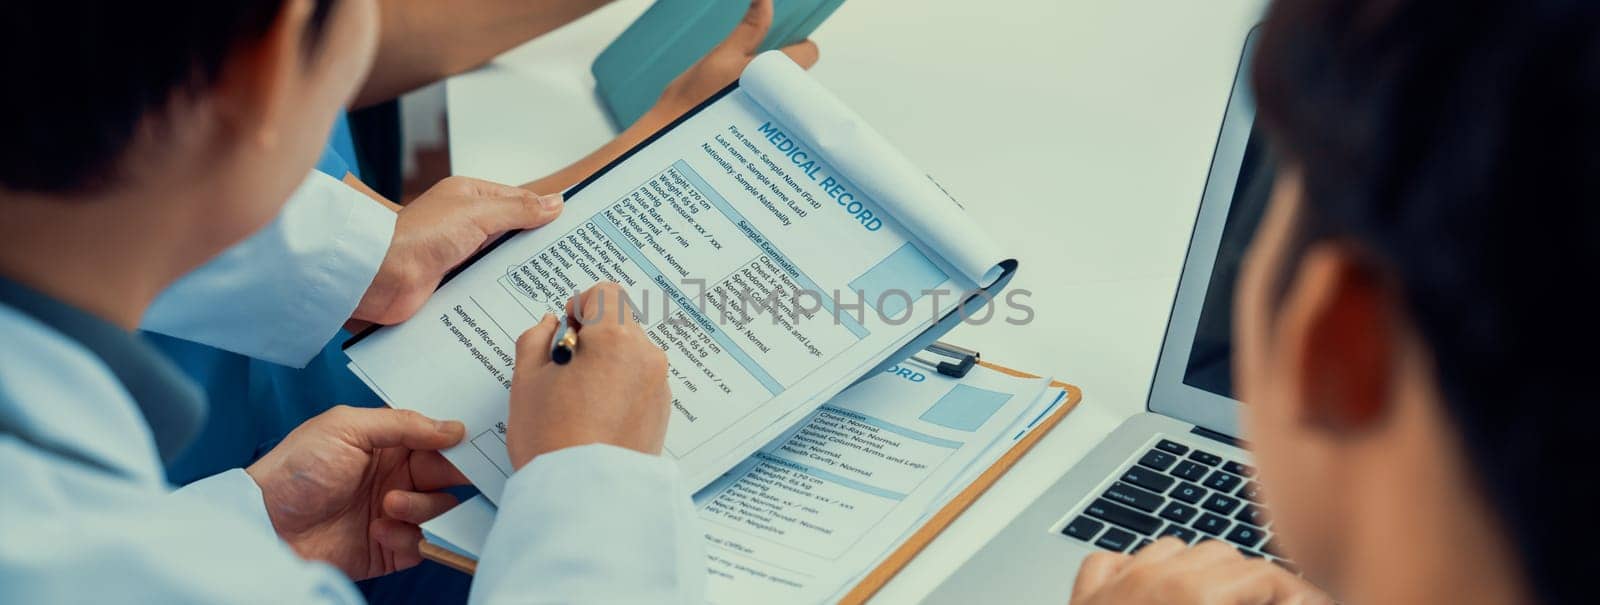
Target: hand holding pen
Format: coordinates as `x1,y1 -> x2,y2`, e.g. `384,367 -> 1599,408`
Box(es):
502,283 -> 672,469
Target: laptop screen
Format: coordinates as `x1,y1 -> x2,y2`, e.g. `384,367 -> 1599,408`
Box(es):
1179,126 -> 1275,402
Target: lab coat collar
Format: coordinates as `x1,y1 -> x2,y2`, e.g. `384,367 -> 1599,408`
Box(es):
0,275 -> 205,463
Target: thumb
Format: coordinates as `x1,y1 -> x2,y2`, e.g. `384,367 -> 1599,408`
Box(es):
721,0 -> 774,55
1071,552 -> 1131,604
780,39 -> 820,69
455,178 -> 565,236
329,406 -> 466,452
515,313 -> 561,374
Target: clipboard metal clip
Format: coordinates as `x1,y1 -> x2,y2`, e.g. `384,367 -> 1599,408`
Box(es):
910,341 -> 979,379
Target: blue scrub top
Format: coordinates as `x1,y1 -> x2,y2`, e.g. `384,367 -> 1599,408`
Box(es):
316,113 -> 360,181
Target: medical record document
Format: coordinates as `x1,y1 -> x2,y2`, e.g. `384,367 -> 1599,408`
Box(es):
344,51 -> 1009,501
420,363 -> 1068,602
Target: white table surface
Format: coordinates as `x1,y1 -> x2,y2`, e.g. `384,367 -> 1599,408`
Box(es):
443,1 -> 1265,600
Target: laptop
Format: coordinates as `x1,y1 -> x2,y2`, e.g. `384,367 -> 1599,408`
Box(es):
928,27 -> 1282,603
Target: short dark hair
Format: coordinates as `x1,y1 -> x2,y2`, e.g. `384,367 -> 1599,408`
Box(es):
1254,1 -> 1598,602
0,1 -> 338,194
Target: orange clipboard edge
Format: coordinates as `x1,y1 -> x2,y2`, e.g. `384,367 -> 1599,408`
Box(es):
838,360 -> 1083,604
419,359 -> 1084,596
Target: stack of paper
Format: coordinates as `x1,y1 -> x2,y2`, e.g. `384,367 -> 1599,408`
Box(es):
423,362 -> 1068,603
343,53 -> 1013,500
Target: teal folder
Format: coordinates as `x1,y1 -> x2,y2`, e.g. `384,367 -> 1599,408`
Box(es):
592,0 -> 846,129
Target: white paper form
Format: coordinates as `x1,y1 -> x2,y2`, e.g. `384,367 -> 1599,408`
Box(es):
423,388 -> 1070,580
695,363 -> 1049,603
419,363 -> 1055,603
940,386 -> 1070,503
346,54 -> 1008,502
820,386 -> 1070,602
418,386 -> 1068,564
739,53 -> 1007,287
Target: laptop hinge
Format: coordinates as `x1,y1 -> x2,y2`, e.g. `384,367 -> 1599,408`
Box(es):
1190,426 -> 1242,449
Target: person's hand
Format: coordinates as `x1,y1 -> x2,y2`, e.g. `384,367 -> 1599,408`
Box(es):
516,0 -> 818,197
1071,538 -> 1332,605
245,406 -> 471,580
645,0 -> 820,125
352,176 -> 564,327
505,282 -> 671,467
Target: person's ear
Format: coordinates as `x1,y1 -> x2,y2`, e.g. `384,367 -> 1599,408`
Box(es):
210,0 -> 318,153
1274,242 -> 1394,433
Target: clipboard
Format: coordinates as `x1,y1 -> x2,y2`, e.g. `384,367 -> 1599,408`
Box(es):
358,56 -> 1033,595
418,356 -> 1083,604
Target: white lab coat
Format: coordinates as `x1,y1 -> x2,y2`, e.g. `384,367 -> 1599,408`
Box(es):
0,170 -> 705,603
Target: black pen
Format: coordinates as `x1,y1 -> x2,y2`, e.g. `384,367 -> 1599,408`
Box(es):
549,315 -> 578,365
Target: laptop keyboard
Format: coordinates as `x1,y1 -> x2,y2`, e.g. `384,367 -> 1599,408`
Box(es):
1059,437 -> 1299,573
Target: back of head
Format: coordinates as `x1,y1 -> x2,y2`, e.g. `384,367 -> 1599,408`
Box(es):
1254,0 -> 1599,602
0,1 -> 335,195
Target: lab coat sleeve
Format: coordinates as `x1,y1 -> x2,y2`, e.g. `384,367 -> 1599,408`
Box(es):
471,444 -> 707,604
0,438 -> 366,604
141,171 -> 396,368
170,468 -> 278,531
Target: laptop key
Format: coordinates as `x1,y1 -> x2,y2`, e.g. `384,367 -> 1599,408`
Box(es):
1170,460 -> 1210,482
1062,516 -> 1105,541
1238,481 -> 1263,502
1170,482 -> 1207,504
1226,524 -> 1265,548
1222,461 -> 1255,477
1235,504 -> 1266,526
1188,449 -> 1223,466
1158,501 -> 1199,524
1203,470 -> 1243,493
1104,482 -> 1164,513
1121,467 -> 1176,494
1132,538 -> 1153,553
1160,524 -> 1199,543
1238,548 -> 1264,558
1155,439 -> 1190,456
1084,498 -> 1163,535
1202,493 -> 1241,515
1194,512 -> 1232,536
1095,527 -> 1139,552
1137,450 -> 1177,472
